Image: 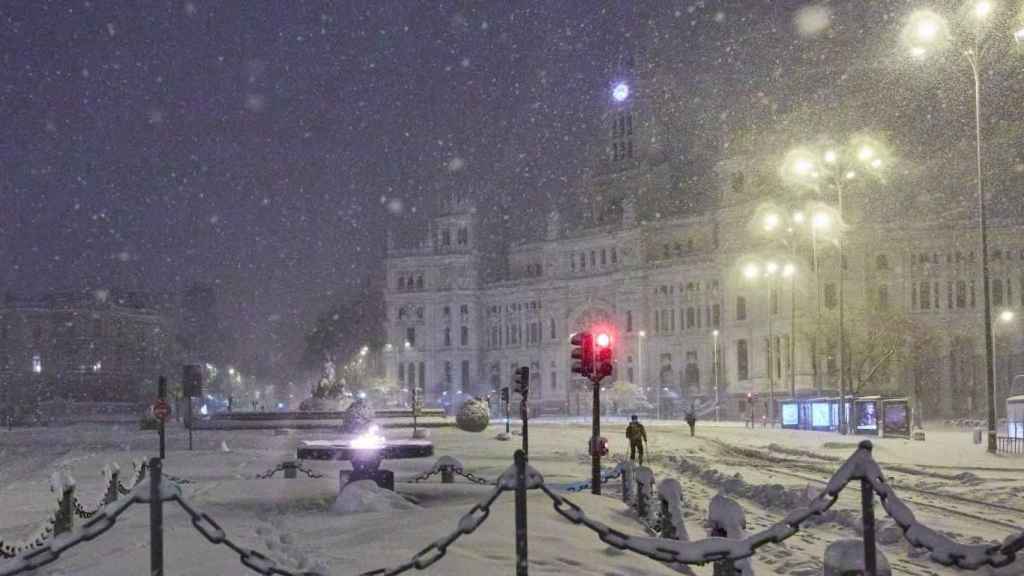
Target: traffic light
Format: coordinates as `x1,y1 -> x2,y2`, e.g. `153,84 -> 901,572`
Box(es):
500,387 -> 510,403
513,366 -> 530,397
593,331 -> 613,382
570,332 -> 593,377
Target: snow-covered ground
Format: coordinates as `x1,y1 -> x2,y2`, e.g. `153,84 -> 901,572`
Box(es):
1,420 -> 1022,575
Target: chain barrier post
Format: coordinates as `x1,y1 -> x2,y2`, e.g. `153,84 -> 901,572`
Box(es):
283,461 -> 297,480
861,477 -> 878,576
55,478 -> 74,536
621,461 -> 635,504
514,449 -> 528,576
441,465 -> 454,484
150,457 -> 164,576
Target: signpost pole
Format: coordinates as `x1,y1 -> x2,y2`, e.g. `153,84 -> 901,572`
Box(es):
157,376 -> 167,460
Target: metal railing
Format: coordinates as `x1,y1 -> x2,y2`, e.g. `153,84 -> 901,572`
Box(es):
1,441 -> 1022,576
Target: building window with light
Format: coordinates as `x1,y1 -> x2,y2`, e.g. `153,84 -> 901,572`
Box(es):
824,283 -> 837,310
460,326 -> 469,346
737,340 -> 749,381
443,327 -> 451,347
406,327 -> 416,347
610,111 -> 633,162
919,282 -> 931,310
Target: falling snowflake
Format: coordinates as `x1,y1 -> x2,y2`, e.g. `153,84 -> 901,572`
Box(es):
447,157 -> 466,172
794,5 -> 832,37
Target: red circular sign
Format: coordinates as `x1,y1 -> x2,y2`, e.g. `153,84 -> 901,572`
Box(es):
152,400 -> 170,421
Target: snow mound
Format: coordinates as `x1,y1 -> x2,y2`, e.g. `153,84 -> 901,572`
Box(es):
330,480 -> 420,515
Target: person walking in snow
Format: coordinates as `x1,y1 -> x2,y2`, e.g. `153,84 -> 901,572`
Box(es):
626,414 -> 648,465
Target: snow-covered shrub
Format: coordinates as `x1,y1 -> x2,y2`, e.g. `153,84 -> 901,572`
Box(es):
455,398 -> 490,433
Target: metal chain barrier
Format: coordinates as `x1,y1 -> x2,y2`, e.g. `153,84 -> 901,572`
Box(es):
455,469 -> 491,485
0,477 -> 178,576
3,442 -> 1023,576
410,456 -> 491,486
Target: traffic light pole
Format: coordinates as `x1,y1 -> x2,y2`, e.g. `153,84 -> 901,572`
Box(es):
591,376 -> 601,496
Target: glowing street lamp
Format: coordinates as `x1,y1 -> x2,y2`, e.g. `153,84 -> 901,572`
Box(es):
763,212 -> 781,232
812,211 -> 832,231
974,1 -> 992,19
612,82 -> 630,102
902,3 -> 1023,452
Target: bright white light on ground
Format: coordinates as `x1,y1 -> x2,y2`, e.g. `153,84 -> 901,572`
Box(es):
974,1 -> 992,19
351,425 -> 386,450
824,150 -> 837,164
596,332 -> 611,347
870,158 -> 883,169
812,211 -> 831,230
792,211 -> 806,224
743,263 -> 761,280
845,170 -> 857,180
765,261 -> 779,275
911,46 -> 928,58
358,391 -> 367,399
1015,28 -> 1024,43
782,263 -> 796,277
999,310 -> 1015,323
763,212 -> 780,232
612,82 -> 630,102
858,145 -> 875,161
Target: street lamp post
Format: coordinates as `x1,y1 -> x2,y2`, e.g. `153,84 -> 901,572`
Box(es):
994,310 -> 1015,424
713,329 -> 720,422
743,260 -> 795,427
903,5 -> 1017,452
637,329 -> 646,399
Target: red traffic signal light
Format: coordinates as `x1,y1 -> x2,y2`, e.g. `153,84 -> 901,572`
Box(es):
594,332 -> 613,382
570,332 -> 593,377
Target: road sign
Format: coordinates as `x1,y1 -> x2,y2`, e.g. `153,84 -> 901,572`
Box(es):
152,400 -> 170,421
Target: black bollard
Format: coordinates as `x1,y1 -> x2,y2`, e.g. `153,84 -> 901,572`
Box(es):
514,450 -> 528,576
149,457 -> 164,576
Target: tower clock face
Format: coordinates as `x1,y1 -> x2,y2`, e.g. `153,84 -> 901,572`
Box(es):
612,82 -> 630,102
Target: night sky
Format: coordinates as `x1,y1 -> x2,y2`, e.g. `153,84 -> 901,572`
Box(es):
2,1 -> 1023,375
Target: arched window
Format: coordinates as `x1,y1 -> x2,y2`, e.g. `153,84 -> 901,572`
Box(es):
876,254 -> 889,271
398,277 -> 405,291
